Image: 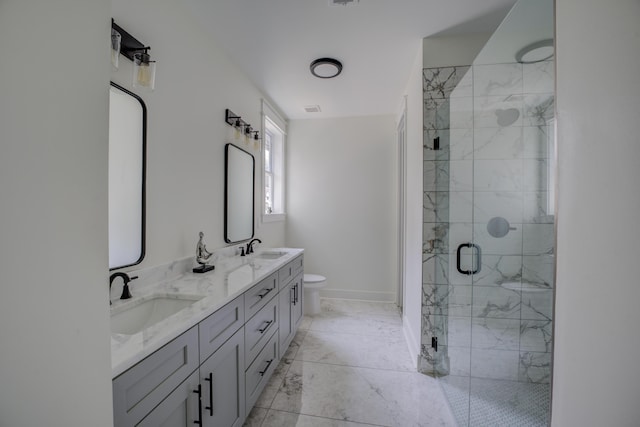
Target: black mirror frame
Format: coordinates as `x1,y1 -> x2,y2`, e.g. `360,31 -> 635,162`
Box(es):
224,143 -> 255,244
109,82 -> 147,270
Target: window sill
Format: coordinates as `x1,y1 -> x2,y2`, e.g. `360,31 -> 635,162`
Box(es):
262,213 -> 286,223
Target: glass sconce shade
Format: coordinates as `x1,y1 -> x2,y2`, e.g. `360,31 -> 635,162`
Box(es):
132,52 -> 156,91
111,29 -> 121,69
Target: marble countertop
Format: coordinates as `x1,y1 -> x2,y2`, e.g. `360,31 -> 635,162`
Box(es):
110,248 -> 304,378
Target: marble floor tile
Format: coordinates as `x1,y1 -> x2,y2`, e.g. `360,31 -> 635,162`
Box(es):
320,298 -> 400,317
255,357 -> 295,408
243,406 -> 268,427
271,360 -> 456,427
308,311 -> 403,337
295,330 -> 414,372
299,316 -> 314,331
261,409 -> 379,427
283,329 -> 308,361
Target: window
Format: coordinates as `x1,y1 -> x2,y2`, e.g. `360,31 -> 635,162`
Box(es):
262,100 -> 286,221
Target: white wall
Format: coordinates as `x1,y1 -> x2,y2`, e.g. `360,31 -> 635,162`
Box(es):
111,0 -> 286,270
287,116 -> 396,301
401,48 -> 425,364
0,1 -> 113,426
553,1 -> 640,425
423,33 -> 492,69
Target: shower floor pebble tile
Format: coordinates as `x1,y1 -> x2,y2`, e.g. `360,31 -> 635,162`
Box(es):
244,298 -> 456,427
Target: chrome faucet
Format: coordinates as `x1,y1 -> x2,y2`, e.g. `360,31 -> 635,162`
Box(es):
246,238 -> 262,255
109,272 -> 138,304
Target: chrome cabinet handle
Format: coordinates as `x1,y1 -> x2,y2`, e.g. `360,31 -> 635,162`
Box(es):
456,243 -> 481,275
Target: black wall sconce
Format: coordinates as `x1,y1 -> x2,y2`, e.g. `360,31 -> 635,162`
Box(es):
225,109 -> 260,145
112,19 -> 156,91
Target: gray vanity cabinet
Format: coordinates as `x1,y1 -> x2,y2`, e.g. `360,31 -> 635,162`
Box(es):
112,326 -> 199,426
199,328 -> 245,427
278,272 -> 304,353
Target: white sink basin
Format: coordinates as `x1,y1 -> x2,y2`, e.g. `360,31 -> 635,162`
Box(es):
111,294 -> 204,335
255,251 -> 288,260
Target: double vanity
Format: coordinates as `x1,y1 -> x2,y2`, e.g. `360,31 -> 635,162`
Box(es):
110,248 -> 304,426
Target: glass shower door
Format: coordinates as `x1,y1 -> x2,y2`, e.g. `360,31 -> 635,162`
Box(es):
424,1 -> 556,425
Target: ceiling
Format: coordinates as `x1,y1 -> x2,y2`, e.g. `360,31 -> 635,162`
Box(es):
186,0 -> 517,120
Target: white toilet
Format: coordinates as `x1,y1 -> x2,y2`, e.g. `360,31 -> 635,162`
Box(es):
303,274 -> 326,316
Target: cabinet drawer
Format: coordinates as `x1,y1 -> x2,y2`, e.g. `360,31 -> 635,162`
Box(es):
244,296 -> 278,366
113,326 -> 199,426
244,272 -> 278,320
278,255 -> 303,290
199,295 -> 244,362
245,331 -> 279,414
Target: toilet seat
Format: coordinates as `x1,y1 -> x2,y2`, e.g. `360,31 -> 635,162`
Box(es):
303,274 -> 326,289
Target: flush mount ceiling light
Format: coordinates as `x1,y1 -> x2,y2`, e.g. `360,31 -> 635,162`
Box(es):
310,58 -> 343,79
515,39 -> 554,64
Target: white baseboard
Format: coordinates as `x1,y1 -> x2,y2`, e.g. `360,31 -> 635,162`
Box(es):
319,288 -> 395,302
402,314 -> 420,369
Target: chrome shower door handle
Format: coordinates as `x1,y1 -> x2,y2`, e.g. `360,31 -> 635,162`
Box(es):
456,243 -> 482,275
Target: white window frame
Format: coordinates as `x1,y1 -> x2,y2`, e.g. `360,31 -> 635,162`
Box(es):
261,100 -> 287,223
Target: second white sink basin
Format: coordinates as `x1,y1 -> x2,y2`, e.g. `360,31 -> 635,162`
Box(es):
111,293 -> 204,335
255,251 -> 288,260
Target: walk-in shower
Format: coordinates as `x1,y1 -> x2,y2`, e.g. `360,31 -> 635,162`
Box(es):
420,0 -> 555,425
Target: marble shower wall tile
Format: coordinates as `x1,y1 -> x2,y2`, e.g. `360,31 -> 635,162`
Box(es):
473,95 -> 523,128
443,345 -> 471,377
447,222 -> 473,253
523,61 -> 554,94
472,318 -> 520,350
423,223 -> 449,254
428,284 -> 473,317
423,129 -> 449,161
473,191 -> 524,224
449,96 -> 474,129
520,319 -> 552,353
472,255 -> 522,287
523,125 -> 551,159
473,223 -> 523,255
523,224 -> 555,255
424,66 -> 471,99
424,98 -> 450,130
523,93 -> 554,126
422,253 -> 449,285
449,160 -> 473,191
474,159 -> 524,192
423,160 -> 449,191
474,127 -> 524,160
423,191 -> 449,223
470,349 -> 520,381
449,192 -> 472,222
521,290 -> 553,321
522,255 -> 555,287
519,351 -> 552,384
473,63 -> 523,97
523,158 -> 548,192
450,128 -> 474,160
472,286 -> 521,319
523,192 -> 554,223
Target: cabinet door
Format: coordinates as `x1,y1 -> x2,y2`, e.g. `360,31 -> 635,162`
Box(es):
278,283 -> 294,354
138,370 -> 200,427
200,328 -> 246,427
291,273 -> 304,329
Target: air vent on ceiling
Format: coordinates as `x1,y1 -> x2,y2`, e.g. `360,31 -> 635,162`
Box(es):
330,0 -> 359,6
304,105 -> 321,113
